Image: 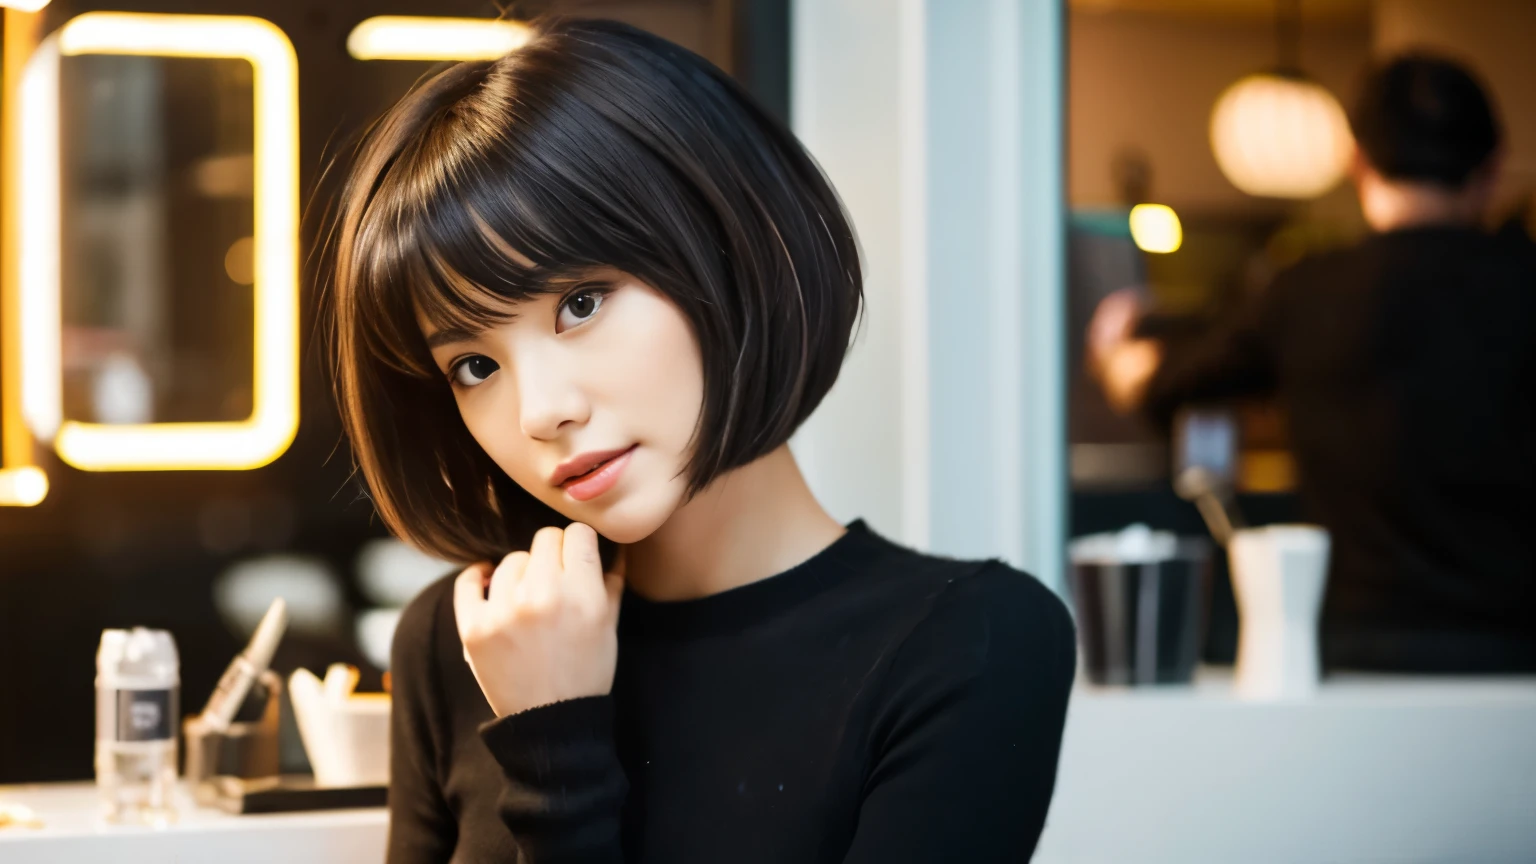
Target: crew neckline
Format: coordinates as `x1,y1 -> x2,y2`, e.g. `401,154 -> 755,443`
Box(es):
617,519 -> 877,641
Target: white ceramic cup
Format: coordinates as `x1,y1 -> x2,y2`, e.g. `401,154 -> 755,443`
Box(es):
289,669 -> 391,787
1228,525 -> 1331,700
315,696 -> 389,788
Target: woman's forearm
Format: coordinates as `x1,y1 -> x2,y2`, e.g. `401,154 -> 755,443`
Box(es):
480,696 -> 629,863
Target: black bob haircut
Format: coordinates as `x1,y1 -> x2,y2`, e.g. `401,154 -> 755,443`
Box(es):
330,18 -> 863,564
1350,51 -> 1502,187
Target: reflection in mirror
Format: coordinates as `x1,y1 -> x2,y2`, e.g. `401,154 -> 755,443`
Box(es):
58,53 -> 254,425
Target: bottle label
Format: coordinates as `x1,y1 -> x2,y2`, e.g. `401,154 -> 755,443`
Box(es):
97,687 -> 178,742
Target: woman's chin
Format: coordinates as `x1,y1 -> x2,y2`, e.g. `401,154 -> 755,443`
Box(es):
576,493 -> 676,546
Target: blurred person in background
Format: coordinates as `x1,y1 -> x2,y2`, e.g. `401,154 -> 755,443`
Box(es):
1088,52 -> 1535,673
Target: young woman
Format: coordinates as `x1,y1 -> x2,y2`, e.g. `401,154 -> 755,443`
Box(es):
331,18 -> 1075,864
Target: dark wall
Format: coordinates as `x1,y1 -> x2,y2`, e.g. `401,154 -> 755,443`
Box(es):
0,0 -> 789,784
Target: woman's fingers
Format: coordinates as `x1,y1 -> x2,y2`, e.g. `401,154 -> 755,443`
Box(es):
453,527 -> 624,718
561,523 -> 609,605
453,563 -> 487,617
522,526 -> 566,606
604,570 -> 625,628
561,522 -> 600,573
527,526 -> 566,570
487,550 -> 531,606
453,562 -> 495,659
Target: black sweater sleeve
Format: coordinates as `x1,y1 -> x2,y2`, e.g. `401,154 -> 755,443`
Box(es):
1143,285 -> 1282,427
387,584 -> 459,864
841,564 -> 1077,863
478,696 -> 629,863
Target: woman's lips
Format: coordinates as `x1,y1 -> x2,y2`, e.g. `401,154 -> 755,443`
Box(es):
563,445 -> 636,502
550,445 -> 633,487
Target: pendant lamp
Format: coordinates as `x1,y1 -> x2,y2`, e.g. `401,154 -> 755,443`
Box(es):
1209,0 -> 1353,199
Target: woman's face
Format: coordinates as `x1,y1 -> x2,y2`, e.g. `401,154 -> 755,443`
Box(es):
420,268 -> 704,545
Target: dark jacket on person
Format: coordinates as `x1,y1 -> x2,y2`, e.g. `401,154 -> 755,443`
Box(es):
1145,223 -> 1536,671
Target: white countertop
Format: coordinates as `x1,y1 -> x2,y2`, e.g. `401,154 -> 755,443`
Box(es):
0,781 -> 386,864
4,672 -> 1532,863
1036,669 -> 1536,864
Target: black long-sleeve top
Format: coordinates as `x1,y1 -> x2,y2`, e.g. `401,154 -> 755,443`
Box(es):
386,520 -> 1077,863
1144,224 -> 1536,670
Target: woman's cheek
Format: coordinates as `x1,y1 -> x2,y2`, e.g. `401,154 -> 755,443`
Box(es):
460,396 -> 511,473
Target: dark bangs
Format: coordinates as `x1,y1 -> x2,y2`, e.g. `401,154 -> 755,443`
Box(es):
331,18 -> 863,563
346,65 -> 640,380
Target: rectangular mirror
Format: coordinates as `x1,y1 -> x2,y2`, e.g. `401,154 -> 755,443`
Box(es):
60,53 -> 256,426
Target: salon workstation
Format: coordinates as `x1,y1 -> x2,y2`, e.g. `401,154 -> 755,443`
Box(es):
1,1 -> 1533,863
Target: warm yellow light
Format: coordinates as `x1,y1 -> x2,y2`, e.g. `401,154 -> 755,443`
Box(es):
19,13 -> 299,471
1210,73 -> 1353,199
2,6 -> 48,503
0,1 -> 52,13
225,235 -> 256,285
0,466 -> 48,506
54,420 -> 298,471
346,16 -> 532,61
17,35 -> 61,441
1129,204 -> 1182,254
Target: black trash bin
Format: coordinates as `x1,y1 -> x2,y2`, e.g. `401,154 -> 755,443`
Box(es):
1069,533 -> 1212,686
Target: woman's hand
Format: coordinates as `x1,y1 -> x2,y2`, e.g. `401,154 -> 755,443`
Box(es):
453,523 -> 625,718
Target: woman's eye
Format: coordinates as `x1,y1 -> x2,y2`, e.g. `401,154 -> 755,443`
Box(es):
556,289 -> 606,333
451,355 -> 500,387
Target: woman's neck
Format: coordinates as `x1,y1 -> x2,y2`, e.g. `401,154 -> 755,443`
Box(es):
621,444 -> 846,602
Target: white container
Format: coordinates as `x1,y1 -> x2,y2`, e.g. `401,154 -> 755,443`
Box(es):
1229,525 -> 1331,700
96,627 -> 180,824
289,668 -> 390,788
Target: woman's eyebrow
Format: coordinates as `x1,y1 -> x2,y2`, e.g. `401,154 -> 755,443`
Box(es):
425,326 -> 483,350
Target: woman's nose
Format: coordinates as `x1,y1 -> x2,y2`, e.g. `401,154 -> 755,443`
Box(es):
515,360 -> 589,440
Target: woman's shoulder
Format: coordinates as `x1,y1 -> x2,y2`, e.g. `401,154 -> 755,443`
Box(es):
862,539 -> 1077,697
856,550 -> 1077,751
391,569 -> 495,726
391,569 -> 462,672
853,523 -> 1075,645
910,558 -> 1076,660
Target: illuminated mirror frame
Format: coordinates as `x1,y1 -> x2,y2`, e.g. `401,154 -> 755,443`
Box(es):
16,13 -> 299,471
1,8 -> 48,503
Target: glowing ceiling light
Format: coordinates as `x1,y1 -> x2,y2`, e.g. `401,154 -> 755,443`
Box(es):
347,16 -> 532,61
1129,203 -> 1182,254
0,466 -> 48,506
1210,73 -> 1353,200
18,13 -> 299,471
